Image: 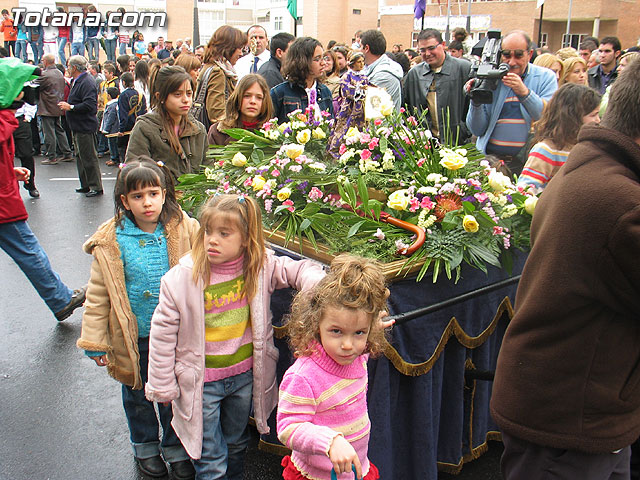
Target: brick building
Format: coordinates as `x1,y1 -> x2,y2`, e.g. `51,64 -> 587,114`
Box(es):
380,0 -> 640,53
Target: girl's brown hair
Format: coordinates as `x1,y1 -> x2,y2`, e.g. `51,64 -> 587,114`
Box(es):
322,49 -> 340,77
151,65 -> 196,156
219,74 -> 274,130
175,53 -> 202,77
114,156 -> 181,228
282,37 -> 322,86
284,254 -> 388,358
533,83 -> 601,149
191,194 -> 265,299
203,25 -> 247,65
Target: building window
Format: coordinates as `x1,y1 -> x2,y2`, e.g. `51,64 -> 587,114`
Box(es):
198,10 -> 224,44
562,33 -> 586,49
539,33 -> 548,47
274,16 -> 283,30
353,9 -> 361,15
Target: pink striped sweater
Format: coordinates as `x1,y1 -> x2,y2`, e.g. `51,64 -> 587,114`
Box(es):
277,345 -> 371,480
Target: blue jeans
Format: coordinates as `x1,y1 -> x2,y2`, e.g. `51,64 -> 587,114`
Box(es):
29,40 -> 42,64
104,38 -> 117,62
71,42 -> 84,56
0,220 -> 72,314
86,37 -> 99,61
122,338 -> 189,462
15,39 -> 28,62
119,41 -> 127,55
107,136 -> 120,161
194,370 -> 253,480
57,36 -> 68,65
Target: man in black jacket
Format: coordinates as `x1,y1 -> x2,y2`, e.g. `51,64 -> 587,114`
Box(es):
58,55 -> 103,197
257,32 -> 294,89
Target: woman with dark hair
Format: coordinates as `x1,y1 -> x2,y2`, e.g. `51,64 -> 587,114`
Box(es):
518,83 -> 601,191
126,65 -> 208,180
134,59 -> 150,105
270,36 -> 334,123
175,53 -> 202,86
321,49 -> 341,98
208,74 -> 274,145
196,25 -> 246,128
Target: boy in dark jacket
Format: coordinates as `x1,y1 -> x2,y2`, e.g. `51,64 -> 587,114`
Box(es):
101,86 -> 120,166
117,72 -> 146,161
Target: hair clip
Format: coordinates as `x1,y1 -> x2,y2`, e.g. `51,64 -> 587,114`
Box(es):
237,195 -> 246,203
119,162 -> 127,169
156,161 -> 165,167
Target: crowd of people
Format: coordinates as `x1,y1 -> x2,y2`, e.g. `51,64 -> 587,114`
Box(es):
2,5 -> 640,479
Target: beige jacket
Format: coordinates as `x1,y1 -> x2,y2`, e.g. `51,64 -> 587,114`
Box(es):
77,211 -> 199,389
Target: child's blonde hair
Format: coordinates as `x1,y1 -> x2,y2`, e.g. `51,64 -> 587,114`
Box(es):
285,254 -> 388,358
191,194 -> 265,299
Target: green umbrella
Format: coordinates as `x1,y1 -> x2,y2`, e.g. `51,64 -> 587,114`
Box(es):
0,57 -> 38,109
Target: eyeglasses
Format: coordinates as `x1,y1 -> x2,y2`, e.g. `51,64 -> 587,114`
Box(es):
322,56 -> 331,61
312,55 -> 323,62
501,49 -> 527,59
418,45 -> 439,54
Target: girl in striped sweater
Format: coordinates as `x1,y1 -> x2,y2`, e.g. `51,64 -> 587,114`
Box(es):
278,255 -> 390,480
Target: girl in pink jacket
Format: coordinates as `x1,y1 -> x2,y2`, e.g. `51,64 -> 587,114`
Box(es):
145,193 -> 325,479
277,255 -> 390,480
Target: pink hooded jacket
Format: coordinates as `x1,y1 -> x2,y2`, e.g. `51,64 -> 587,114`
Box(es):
145,250 -> 325,459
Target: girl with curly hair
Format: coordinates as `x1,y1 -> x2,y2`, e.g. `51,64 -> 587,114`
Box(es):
278,254 -> 393,480
518,83 -> 601,191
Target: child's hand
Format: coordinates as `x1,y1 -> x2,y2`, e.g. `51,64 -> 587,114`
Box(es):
13,167 -> 30,183
328,435 -> 362,479
378,288 -> 395,330
91,355 -> 108,366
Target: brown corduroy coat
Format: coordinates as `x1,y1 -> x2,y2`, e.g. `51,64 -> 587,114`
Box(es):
77,211 -> 199,389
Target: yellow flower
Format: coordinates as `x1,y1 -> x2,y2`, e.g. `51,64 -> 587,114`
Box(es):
439,148 -> 468,170
204,167 -> 216,180
462,215 -> 479,233
252,175 -> 266,191
524,196 -> 538,215
380,101 -> 394,117
296,129 -> 311,144
231,151 -> 247,167
277,187 -> 292,201
312,127 -> 326,139
345,127 -> 360,141
488,169 -> 513,192
387,190 -> 410,211
285,143 -> 305,159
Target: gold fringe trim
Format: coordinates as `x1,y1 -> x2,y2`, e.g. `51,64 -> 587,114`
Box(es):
274,297 -> 514,376
381,297 -> 513,376
436,430 -> 502,474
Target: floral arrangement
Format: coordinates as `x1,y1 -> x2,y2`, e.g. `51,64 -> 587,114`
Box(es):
178,107 -> 539,282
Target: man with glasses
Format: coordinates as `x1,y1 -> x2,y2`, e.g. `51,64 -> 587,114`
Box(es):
466,30 -> 557,175
403,28 -> 472,143
588,36 -> 621,95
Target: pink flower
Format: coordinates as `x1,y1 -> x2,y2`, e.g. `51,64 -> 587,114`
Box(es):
283,199 -> 295,212
493,226 -> 504,236
420,197 -> 434,210
400,107 -> 406,113
409,197 -> 420,212
222,181 -> 230,191
474,192 -> 489,203
263,121 -> 272,131
339,143 -> 347,155
264,199 -> 273,213
217,160 -> 225,167
407,116 -> 417,126
417,158 -> 426,167
360,149 -> 372,160
308,187 -> 323,201
289,165 -> 302,172
373,228 -> 385,240
272,169 -> 281,177
360,133 -> 371,143
374,118 -> 383,126
368,138 -> 379,150
243,178 -> 253,187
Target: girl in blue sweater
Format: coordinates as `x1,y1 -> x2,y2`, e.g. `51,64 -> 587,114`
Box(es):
78,157 -> 199,479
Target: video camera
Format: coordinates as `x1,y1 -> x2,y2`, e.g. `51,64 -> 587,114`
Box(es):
468,30 -> 510,104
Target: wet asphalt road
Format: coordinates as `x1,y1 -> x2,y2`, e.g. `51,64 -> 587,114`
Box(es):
0,157 -> 503,480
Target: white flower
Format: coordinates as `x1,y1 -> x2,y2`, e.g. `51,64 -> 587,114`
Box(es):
524,196 -> 538,215
382,149 -> 395,170
427,173 -> 445,183
501,203 -> 518,218
418,186 -> 438,195
373,228 -> 385,240
487,168 -> 514,192
204,167 -> 216,180
339,149 -> 356,164
308,162 -> 326,171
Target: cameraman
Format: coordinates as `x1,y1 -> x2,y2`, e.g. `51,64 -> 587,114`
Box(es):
466,30 -> 557,175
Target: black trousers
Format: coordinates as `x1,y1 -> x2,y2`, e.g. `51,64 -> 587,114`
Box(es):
502,431 -> 631,480
13,117 -> 36,191
72,131 -> 103,192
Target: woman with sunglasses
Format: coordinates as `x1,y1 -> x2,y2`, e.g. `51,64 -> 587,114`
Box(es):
269,37 -> 334,123
321,50 -> 341,98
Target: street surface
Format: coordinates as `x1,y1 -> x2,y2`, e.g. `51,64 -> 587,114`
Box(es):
0,158 -> 502,479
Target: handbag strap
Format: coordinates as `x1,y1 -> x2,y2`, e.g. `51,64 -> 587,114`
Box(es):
331,465 -> 359,480
193,66 -> 214,108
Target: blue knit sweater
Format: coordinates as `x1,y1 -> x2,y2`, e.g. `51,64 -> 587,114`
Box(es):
116,217 -> 169,338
